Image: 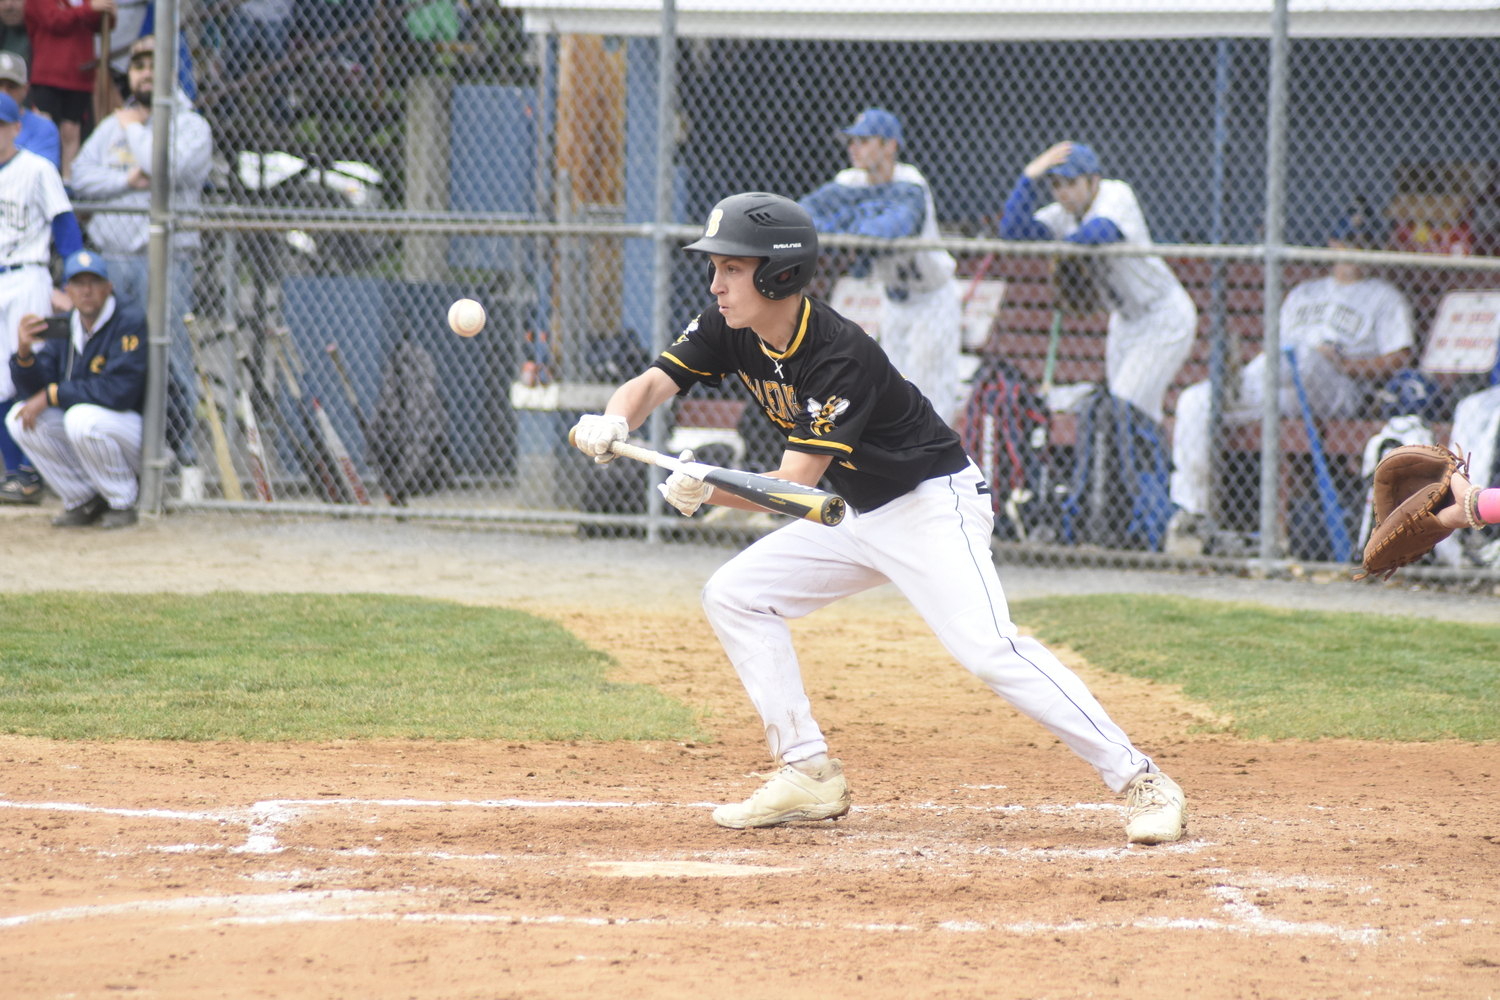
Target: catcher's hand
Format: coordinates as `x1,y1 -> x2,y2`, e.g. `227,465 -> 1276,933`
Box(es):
1052,256 -> 1099,315
1360,444 -> 1465,578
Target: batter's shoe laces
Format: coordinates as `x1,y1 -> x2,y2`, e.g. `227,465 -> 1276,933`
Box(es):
712,757 -> 851,830
1125,771 -> 1186,845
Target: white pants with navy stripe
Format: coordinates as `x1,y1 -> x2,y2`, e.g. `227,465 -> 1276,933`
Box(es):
5,403 -> 141,510
701,461 -> 1155,793
1106,286 -> 1198,425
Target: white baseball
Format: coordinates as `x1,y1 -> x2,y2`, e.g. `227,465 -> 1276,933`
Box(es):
448,298 -> 486,338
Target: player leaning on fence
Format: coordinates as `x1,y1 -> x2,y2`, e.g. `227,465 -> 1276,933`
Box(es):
798,108 -> 963,423
999,142 -> 1197,425
570,191 -> 1188,844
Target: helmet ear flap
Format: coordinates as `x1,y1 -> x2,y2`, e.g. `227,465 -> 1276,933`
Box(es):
704,258 -> 716,292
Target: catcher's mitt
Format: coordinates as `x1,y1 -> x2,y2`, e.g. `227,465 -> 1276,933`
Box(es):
1052,256 -> 1100,315
1359,444 -> 1465,578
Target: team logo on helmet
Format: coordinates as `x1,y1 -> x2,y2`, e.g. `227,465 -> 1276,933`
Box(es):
806,396 -> 850,437
705,209 -> 723,238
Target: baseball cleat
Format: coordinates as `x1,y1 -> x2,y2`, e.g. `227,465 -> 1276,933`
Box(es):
712,758 -> 851,829
0,469 -> 42,504
1124,771 -> 1186,845
51,495 -> 107,528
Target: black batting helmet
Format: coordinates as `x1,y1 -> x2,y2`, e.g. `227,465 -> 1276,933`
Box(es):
683,192 -> 819,300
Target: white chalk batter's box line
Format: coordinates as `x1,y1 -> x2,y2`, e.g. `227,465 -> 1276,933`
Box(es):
0,796 -> 1402,945
0,885 -> 1397,945
0,796 -> 1144,857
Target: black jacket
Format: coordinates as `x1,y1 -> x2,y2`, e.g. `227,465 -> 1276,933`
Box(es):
9,299 -> 147,413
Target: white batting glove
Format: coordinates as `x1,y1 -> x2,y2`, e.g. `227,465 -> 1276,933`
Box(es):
658,450 -> 713,516
572,413 -> 629,464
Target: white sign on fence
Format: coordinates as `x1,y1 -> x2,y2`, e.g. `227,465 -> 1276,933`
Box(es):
828,276 -> 1007,352
1422,290 -> 1500,374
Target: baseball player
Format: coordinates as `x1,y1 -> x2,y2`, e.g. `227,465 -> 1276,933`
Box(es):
999,142 -> 1197,424
0,90 -> 83,504
571,192 -> 1187,844
6,250 -> 146,528
1169,232 -> 1413,544
799,108 -> 963,423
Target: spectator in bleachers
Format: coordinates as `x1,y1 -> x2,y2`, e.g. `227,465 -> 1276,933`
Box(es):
6,251 -> 145,527
799,107 -> 962,421
70,33 -> 212,497
0,0 -> 30,65
0,53 -> 59,168
1167,230 -> 1414,549
25,0 -> 114,179
999,141 -> 1197,424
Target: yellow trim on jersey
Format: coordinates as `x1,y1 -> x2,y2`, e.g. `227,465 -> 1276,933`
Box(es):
757,298 -> 811,364
659,351 -> 719,379
787,435 -> 853,454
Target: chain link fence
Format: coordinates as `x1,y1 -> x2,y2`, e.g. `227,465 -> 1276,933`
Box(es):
141,0 -> 1500,581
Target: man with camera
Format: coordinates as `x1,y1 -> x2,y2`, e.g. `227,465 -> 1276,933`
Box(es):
6,251 -> 146,528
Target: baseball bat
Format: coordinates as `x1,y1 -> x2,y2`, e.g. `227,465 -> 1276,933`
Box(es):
1284,347 -> 1352,562
236,381 -> 274,502
182,314 -> 244,501
270,339 -> 350,503
312,397 -> 372,505
325,341 -> 396,504
570,431 -> 846,526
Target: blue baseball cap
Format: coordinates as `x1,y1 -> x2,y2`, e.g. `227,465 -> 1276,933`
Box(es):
840,107 -> 902,144
0,93 -> 20,125
1047,143 -> 1101,178
63,250 -> 110,282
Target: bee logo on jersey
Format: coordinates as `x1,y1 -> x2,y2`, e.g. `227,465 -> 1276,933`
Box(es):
674,316 -> 699,345
806,396 -> 850,437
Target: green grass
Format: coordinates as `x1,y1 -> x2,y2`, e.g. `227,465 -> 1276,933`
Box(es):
1011,595 -> 1500,741
0,592 -> 704,742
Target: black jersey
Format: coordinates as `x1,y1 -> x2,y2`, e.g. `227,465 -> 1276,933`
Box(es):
650,295 -> 968,512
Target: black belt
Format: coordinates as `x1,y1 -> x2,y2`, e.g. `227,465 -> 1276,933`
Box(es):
0,263 -> 44,274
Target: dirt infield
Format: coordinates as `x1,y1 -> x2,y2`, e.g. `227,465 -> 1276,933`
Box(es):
2,511 -> 1499,998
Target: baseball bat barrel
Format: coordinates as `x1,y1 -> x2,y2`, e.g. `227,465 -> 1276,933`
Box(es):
566,428 -> 846,526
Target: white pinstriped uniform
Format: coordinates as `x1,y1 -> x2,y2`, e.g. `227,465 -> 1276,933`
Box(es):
0,149 -> 72,401
4,403 -> 141,509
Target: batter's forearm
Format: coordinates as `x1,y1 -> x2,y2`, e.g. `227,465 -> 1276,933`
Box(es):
604,368 -> 680,431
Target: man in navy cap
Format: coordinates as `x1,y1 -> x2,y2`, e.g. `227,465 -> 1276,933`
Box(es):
7,249 -> 147,528
1000,141 -> 1196,426
800,107 -> 963,422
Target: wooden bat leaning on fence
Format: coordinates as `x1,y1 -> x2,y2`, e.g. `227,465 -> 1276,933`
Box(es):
182,314 -> 243,502
568,431 -> 847,526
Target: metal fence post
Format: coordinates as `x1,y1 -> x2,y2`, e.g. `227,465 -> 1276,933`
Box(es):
1206,38 -> 1232,533
1258,0 -> 1289,561
139,0 -> 180,516
646,0 -> 678,544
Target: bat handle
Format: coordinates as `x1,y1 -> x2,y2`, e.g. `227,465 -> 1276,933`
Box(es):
566,427 -> 679,471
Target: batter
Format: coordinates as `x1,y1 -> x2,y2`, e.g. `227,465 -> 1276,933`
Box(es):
572,192 -> 1187,844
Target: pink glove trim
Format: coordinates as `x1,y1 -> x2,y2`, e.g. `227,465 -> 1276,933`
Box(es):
1478,488 -> 1500,525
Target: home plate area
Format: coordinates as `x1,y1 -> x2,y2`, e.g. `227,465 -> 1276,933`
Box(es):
2,737 -> 1499,998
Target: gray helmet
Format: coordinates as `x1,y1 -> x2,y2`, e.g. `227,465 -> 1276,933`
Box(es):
683,192 -> 819,300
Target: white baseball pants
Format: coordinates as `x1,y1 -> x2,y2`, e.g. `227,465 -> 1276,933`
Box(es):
701,462 -> 1157,793
0,265 -> 60,400
880,282 -> 963,424
1106,286 -> 1198,424
1169,348 -> 1355,516
5,403 -> 142,510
